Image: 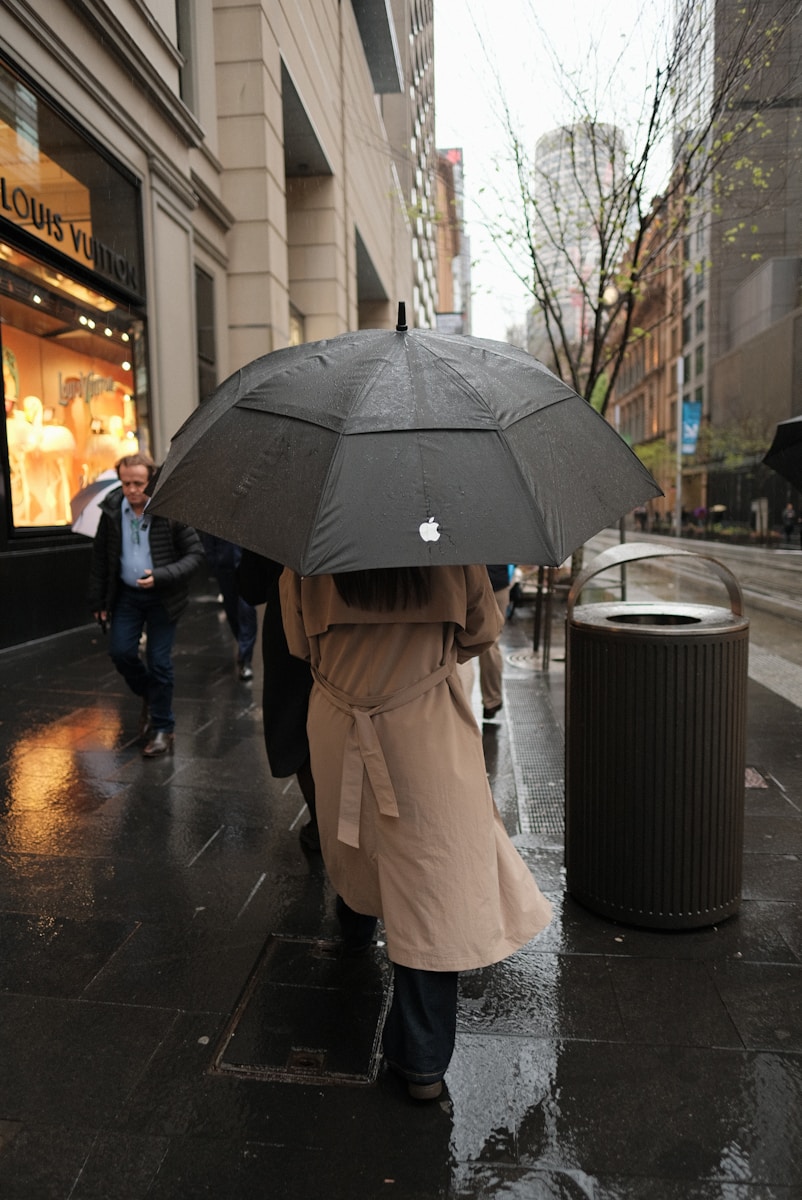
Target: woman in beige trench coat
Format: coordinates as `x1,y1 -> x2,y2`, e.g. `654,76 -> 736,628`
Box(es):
279,563 -> 551,1100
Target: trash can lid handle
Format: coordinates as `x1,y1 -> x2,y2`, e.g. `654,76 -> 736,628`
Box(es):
567,541 -> 744,618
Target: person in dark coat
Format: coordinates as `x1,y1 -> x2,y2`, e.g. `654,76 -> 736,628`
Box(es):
237,551 -> 319,851
200,533 -> 258,680
782,503 -> 796,545
87,452 -> 203,757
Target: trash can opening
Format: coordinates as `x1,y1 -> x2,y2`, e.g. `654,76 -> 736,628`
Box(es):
608,612 -> 703,626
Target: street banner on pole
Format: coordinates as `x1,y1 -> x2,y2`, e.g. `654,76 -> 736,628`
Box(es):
682,400 -> 702,455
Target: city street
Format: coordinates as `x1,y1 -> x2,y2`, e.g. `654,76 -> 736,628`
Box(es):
3,3 -> 801,1191
585,527 -> 802,663
0,539 -> 800,1198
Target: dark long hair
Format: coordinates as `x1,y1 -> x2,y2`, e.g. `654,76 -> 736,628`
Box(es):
333,567 -> 431,612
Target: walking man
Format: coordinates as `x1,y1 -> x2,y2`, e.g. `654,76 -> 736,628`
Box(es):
88,452 -> 203,757
200,533 -> 258,680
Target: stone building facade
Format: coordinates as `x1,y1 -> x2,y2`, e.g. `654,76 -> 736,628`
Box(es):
0,0 -> 437,647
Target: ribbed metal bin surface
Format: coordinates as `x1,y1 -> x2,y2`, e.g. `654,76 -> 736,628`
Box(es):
566,601 -> 748,929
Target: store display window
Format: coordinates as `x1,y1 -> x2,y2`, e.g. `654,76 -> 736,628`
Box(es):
0,57 -> 147,532
2,246 -> 145,528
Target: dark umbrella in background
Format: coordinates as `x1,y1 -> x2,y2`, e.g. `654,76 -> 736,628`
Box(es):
763,416 -> 802,492
148,304 -> 661,573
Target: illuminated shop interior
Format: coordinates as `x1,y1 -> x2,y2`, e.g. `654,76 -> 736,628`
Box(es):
1,244 -> 144,529
1,56 -> 147,531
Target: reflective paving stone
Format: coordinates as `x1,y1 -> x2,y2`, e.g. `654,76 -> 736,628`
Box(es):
446,1035 -> 802,1187
0,587 -> 800,1198
0,992 -> 177,1126
0,911 -> 136,997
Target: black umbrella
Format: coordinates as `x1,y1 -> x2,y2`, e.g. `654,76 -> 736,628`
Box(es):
148,306 -> 661,574
763,416 -> 802,492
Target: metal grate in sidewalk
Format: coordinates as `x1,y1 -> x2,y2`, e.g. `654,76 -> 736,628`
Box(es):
210,935 -> 392,1086
505,674 -> 565,838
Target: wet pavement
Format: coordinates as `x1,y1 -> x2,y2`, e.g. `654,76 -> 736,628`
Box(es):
0,558 -> 800,1199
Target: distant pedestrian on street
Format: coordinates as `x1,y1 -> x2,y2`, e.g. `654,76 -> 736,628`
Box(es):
87,452 -> 203,757
280,563 -> 551,1101
479,564 -> 512,721
237,551 -> 319,851
201,533 -> 258,680
455,564 -> 510,720
783,503 -> 797,544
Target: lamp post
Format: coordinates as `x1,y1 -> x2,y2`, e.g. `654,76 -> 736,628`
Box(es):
601,283 -> 626,597
675,357 -> 684,538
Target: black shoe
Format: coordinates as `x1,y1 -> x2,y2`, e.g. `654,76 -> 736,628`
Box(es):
299,819 -> 321,852
142,730 -> 174,758
384,1060 -> 445,1101
408,1080 -> 443,1101
483,704 -> 502,720
238,661 -> 254,681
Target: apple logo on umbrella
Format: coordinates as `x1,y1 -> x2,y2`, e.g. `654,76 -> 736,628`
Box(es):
419,517 -> 441,542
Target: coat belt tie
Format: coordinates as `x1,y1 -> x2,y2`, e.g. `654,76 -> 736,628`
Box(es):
311,660 -> 457,848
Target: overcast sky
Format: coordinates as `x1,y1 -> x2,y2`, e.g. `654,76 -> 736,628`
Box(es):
433,0 -> 672,340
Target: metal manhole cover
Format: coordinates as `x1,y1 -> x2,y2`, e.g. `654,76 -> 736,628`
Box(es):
210,934 -> 392,1086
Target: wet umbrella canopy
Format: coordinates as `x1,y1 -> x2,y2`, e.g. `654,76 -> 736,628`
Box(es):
763,416 -> 802,493
149,306 -> 661,574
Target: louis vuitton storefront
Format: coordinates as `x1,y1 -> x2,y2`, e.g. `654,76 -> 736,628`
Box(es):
0,56 -> 149,646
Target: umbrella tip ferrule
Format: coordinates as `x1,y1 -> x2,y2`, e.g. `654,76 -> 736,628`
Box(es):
396,301 -> 408,333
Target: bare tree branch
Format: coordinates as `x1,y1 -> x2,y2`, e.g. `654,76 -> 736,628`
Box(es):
474,0 -> 801,412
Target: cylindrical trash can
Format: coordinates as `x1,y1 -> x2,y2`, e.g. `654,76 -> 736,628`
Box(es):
565,542 -> 749,930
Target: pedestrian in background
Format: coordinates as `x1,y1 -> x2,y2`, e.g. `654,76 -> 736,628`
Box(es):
200,533 -> 258,680
479,563 -> 512,720
455,564 -> 511,721
280,563 -> 551,1101
237,551 -> 319,851
782,502 -> 796,544
88,452 -> 203,757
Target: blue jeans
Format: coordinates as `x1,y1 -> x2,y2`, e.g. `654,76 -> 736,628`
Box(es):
109,585 -> 177,732
382,964 -> 458,1086
336,896 -> 458,1085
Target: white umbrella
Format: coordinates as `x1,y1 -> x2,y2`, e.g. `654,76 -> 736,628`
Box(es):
70,470 -> 122,537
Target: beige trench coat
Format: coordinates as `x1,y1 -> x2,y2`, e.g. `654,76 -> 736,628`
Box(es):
279,564 -> 552,972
